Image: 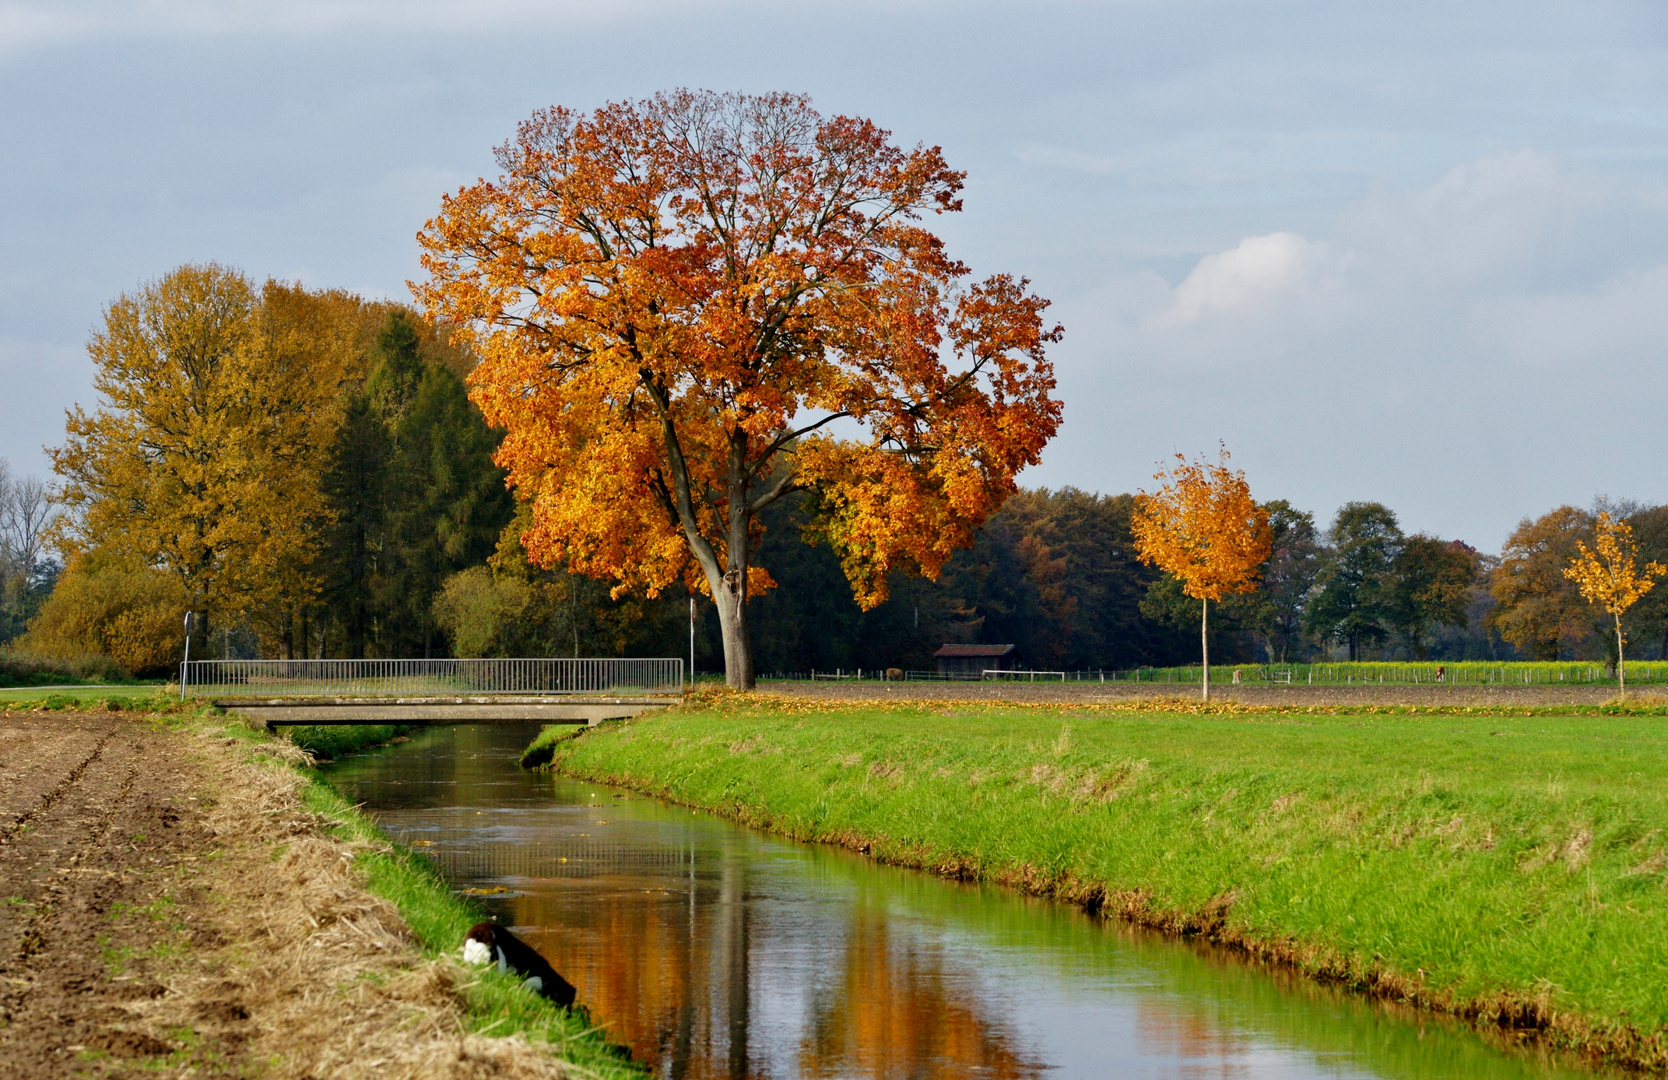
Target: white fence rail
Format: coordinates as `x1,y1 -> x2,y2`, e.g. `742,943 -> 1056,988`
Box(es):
181,658 -> 685,699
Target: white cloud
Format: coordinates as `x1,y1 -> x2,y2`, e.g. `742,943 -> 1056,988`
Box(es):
1048,151 -> 1668,547
1166,232 -> 1331,322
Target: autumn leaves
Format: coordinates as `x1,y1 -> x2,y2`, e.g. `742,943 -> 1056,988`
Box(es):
1565,515 -> 1666,695
417,91 -> 1062,689
1131,450 -> 1271,701
1131,448 -> 1668,700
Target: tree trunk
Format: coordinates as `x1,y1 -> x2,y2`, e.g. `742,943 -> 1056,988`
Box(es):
1616,613 -> 1626,699
653,393 -> 760,691
1200,597 -> 1210,703
714,568 -> 754,690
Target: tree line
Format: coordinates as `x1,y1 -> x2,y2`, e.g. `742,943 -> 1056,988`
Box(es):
5,263 -> 1665,677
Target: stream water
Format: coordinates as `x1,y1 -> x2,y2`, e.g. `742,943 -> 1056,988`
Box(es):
321,724 -> 1608,1080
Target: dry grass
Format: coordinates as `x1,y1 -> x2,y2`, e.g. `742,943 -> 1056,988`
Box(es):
115,727 -> 584,1079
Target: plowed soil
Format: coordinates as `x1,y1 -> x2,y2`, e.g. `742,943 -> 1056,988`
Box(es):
0,711 -> 577,1079
0,711 -> 221,1076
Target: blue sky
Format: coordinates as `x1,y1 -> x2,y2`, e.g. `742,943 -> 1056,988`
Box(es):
3,1 -> 1665,550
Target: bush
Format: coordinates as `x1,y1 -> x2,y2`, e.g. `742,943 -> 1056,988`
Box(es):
0,652 -> 129,687
15,551 -> 187,677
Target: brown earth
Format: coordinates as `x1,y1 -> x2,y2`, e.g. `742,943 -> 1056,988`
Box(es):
0,710 -> 574,1079
767,679 -> 1631,708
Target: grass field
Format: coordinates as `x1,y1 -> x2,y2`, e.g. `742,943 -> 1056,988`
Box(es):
531,694 -> 1668,1071
0,683 -> 169,703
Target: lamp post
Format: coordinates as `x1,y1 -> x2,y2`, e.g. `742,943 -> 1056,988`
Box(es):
179,611 -> 196,701
688,597 -> 695,694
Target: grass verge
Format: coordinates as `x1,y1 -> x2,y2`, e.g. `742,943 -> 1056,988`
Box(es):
200,709 -> 642,1077
533,692 -> 1668,1073
0,684 -> 174,706
283,723 -> 415,760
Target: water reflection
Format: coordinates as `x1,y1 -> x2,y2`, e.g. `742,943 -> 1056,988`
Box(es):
323,725 -> 1607,1080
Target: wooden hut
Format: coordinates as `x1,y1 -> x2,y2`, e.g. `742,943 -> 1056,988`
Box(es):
934,644 -> 1018,678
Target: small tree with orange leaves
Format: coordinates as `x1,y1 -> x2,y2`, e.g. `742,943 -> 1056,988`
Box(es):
1131,448 -> 1271,701
1564,512 -> 1665,698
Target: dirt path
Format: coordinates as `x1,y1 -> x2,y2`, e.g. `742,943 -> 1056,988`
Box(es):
768,680 -> 1628,708
0,711 -> 574,1079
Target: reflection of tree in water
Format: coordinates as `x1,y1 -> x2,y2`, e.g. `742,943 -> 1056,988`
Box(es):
508,845 -> 750,1079
508,852 -> 1042,1080
1133,997 -> 1253,1080
796,905 -> 1045,1080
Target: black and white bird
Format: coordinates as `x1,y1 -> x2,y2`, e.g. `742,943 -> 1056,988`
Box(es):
461,922 -> 577,1007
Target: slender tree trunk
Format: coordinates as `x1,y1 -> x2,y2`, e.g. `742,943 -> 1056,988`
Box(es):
1201,597 -> 1210,703
1616,613 -> 1626,699
652,388 -> 759,691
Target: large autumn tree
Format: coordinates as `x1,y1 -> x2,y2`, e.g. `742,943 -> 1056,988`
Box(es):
50,265 -> 359,640
1490,506 -> 1597,660
417,91 -> 1062,688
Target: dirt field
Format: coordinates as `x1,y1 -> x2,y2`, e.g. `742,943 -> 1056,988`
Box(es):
0,710 -> 576,1079
767,679 -> 1632,708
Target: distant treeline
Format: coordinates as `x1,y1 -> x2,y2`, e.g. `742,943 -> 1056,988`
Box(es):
5,265 -> 1665,676
742,490 -> 1668,673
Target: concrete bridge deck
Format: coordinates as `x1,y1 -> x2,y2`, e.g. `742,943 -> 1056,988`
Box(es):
221,695 -> 677,730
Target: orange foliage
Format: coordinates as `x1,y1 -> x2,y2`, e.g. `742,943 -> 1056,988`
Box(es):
1564,511 -> 1666,694
1130,447 -> 1269,700
1130,448 -> 1270,603
415,91 -> 1061,686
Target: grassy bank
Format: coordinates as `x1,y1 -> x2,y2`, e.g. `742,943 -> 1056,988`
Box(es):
533,694 -> 1668,1072
209,712 -> 641,1077
283,723 -> 415,759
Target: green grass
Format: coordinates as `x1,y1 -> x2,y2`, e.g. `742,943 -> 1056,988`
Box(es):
535,695 -> 1668,1071
189,711 -> 643,1077
281,724 -> 414,760
0,683 -> 171,704
1038,660 -> 1668,687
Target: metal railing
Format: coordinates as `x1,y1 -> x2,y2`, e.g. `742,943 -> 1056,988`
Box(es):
981,669 -> 1068,681
181,658 -> 685,699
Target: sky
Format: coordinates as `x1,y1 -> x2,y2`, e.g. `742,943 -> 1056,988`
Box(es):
2,0 -> 1665,552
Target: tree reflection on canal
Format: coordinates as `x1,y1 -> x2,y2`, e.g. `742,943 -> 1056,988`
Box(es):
322,725 -> 1607,1080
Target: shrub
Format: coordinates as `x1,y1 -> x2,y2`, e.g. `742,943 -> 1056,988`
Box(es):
15,551 -> 187,676
0,652 -> 129,687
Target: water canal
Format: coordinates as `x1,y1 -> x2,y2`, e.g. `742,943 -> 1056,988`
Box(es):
322,724 -> 1608,1080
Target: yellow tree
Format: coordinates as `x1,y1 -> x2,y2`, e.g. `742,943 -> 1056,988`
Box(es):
416,91 -> 1062,688
50,265 -> 358,644
1564,512 -> 1665,697
1130,448 -> 1271,700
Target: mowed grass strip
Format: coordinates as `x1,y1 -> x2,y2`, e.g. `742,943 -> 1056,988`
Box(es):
537,696 -> 1668,1069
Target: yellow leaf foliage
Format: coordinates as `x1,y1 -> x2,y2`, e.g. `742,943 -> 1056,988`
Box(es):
1564,512 -> 1665,622
17,550 -> 188,675
1130,448 -> 1271,602
49,266 -> 367,634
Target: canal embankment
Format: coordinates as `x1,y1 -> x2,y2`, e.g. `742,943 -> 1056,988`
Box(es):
0,703 -> 638,1078
528,692 -> 1668,1074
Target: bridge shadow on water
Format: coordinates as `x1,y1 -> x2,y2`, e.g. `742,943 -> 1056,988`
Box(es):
321,725 -> 1613,1080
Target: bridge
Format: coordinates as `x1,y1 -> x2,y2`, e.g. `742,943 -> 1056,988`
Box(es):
182,658 -> 684,730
